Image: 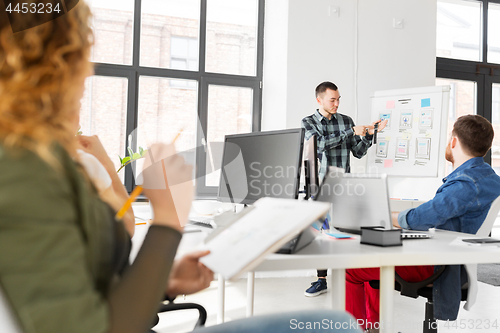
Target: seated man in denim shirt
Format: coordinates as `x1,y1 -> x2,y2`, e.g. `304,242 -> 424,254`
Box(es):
345,115 -> 500,332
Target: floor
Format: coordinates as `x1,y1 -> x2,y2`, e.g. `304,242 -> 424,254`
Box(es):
153,275 -> 500,333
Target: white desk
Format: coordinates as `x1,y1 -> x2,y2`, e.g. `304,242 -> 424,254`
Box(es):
130,207 -> 500,333
251,230 -> 500,333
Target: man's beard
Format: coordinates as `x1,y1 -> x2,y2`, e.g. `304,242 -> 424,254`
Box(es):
445,143 -> 454,165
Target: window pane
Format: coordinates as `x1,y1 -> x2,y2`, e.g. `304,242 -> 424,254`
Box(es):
488,3 -> 500,64
79,76 -> 129,182
137,76 -> 198,157
171,36 -> 189,58
492,84 -> 500,174
436,0 -> 482,62
140,0 -> 200,70
436,78 -> 476,173
87,0 -> 134,65
206,0 -> 258,76
206,85 -> 253,186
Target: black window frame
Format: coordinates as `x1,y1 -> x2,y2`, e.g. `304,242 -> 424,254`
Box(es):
437,0 -> 500,165
91,0 -> 265,195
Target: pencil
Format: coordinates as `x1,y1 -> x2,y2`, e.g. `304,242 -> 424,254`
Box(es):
160,129 -> 184,191
115,185 -> 143,220
115,129 -> 184,220
172,129 -> 183,144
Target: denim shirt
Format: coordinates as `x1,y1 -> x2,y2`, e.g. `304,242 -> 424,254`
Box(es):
398,157 -> 500,320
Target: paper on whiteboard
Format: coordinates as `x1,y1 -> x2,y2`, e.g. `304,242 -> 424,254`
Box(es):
200,197 -> 330,280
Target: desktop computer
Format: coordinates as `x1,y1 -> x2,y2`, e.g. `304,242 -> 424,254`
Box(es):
216,128 -> 319,254
217,128 -> 305,204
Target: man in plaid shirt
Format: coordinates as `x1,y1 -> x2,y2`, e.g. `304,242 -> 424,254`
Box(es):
302,81 -> 387,297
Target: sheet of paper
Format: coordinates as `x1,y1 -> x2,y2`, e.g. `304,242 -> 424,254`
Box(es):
379,112 -> 392,130
419,109 -> 433,129
417,142 -> 428,155
395,139 -> 409,159
200,197 -> 330,280
415,137 -> 431,159
399,111 -> 413,130
376,140 -> 388,158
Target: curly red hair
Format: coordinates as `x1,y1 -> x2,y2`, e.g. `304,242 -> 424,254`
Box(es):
0,0 -> 93,165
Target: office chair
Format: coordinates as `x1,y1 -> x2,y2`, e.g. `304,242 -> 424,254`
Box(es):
369,266 -> 467,333
150,298 -> 208,333
369,195 -> 500,333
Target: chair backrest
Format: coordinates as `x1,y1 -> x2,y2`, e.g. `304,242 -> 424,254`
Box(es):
476,196 -> 500,237
0,284 -> 23,333
463,195 -> 500,311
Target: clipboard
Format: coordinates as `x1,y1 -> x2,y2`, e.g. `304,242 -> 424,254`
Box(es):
199,197 -> 330,280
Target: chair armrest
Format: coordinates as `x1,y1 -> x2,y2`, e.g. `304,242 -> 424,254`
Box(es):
368,266 -> 448,298
393,265 -> 447,298
158,302 -> 207,328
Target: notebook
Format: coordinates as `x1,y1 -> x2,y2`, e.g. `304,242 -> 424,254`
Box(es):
316,167 -> 431,239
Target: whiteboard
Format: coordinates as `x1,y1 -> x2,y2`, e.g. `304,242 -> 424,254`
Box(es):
367,86 -> 450,177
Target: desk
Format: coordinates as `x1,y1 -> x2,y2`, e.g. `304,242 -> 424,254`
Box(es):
252,230 -> 500,333
130,209 -> 500,333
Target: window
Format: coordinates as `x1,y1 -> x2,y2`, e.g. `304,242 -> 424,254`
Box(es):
80,0 -> 265,194
205,85 -> 253,186
436,0 -> 500,170
435,77 -> 477,172
80,76 -> 129,182
488,3 -> 500,64
491,83 -> 500,172
171,36 -> 199,71
205,0 -> 259,76
140,0 -> 200,70
493,84 -> 500,123
88,0 -> 135,65
436,0 -> 482,62
170,37 -> 198,88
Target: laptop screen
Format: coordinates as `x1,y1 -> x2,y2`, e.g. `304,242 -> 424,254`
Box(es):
316,167 -> 392,233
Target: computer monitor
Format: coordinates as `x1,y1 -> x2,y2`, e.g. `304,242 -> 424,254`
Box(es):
217,128 -> 305,205
304,135 -> 319,200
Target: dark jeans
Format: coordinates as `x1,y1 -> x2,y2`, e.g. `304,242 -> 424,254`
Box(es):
317,269 -> 327,278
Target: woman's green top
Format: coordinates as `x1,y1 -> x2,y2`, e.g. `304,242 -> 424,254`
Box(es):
0,145 -> 182,333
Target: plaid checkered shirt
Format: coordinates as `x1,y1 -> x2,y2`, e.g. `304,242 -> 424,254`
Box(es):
301,110 -> 373,179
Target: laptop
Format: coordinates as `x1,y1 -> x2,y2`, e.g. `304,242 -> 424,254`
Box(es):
275,226 -> 317,254
316,167 -> 431,239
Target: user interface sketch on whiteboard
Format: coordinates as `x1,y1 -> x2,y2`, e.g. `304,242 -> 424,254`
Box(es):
367,86 -> 450,177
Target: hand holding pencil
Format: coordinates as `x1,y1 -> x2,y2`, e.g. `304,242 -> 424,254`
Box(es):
119,130 -> 193,230
142,143 -> 193,230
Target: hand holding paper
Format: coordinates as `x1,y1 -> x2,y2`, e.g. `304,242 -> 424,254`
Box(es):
167,250 -> 214,297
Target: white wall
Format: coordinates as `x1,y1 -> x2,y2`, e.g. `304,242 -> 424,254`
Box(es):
262,0 -> 437,133
284,0 -> 358,129
357,0 -> 437,124
261,0 -> 289,130
262,0 -> 439,195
